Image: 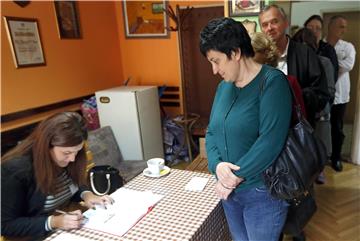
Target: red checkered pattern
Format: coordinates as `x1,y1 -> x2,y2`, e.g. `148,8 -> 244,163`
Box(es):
45,169 -> 231,241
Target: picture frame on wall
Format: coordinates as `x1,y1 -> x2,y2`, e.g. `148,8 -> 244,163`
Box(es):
3,16 -> 46,68
54,1 -> 81,39
152,3 -> 164,14
242,19 -> 257,34
229,0 -> 263,17
123,0 -> 169,38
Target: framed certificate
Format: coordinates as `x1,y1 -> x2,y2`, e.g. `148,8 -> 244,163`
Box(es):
3,16 -> 46,68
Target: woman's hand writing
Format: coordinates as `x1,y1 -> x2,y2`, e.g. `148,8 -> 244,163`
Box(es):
51,210 -> 83,230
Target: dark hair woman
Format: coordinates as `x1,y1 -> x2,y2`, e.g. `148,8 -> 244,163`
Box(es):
1,112 -> 113,240
304,14 -> 339,82
200,18 -> 292,241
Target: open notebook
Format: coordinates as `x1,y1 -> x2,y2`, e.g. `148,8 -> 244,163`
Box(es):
82,188 -> 164,237
51,188 -> 163,239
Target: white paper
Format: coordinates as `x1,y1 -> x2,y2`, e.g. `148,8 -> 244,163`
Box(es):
185,177 -> 209,191
82,188 -> 163,237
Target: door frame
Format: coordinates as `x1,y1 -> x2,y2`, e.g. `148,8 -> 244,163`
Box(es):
322,9 -> 360,164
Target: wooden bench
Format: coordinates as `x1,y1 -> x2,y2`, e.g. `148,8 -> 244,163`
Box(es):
186,155 -> 209,173
1,103 -> 82,133
186,138 -> 209,173
1,95 -> 92,154
158,86 -> 181,117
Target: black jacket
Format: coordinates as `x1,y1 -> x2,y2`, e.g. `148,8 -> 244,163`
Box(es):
287,39 -> 331,126
318,40 -> 339,83
1,155 -> 87,240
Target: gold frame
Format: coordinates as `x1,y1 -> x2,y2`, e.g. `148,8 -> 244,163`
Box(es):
123,0 -> 169,38
229,0 -> 263,17
3,16 -> 46,68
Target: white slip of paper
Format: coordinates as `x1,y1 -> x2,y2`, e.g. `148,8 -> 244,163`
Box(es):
82,188 -> 163,237
185,176 -> 209,191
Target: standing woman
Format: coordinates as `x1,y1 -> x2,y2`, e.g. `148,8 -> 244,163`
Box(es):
1,112 -> 113,240
200,18 -> 292,241
304,15 -> 339,84
250,32 -> 279,67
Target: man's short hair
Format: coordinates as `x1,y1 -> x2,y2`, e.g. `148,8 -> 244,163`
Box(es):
329,15 -> 346,26
259,4 -> 287,21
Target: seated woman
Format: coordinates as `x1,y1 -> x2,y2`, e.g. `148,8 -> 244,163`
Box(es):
1,112 -> 113,240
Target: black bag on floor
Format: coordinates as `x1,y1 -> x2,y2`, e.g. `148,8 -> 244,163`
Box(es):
88,165 -> 124,195
283,194 -> 317,236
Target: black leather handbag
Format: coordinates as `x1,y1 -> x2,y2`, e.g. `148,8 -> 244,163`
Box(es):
88,165 -> 124,195
262,73 -> 327,200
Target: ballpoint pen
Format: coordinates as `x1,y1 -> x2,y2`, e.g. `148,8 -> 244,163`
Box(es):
55,209 -> 88,220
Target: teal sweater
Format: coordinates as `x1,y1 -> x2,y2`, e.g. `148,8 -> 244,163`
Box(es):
206,65 -> 292,191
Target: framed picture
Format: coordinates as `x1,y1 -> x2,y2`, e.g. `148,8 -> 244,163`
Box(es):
242,19 -> 257,34
229,0 -> 263,17
152,3 -> 163,14
54,1 -> 81,39
123,0 -> 169,38
3,16 -> 46,68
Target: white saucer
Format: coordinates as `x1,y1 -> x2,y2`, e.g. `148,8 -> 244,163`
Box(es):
143,166 -> 171,178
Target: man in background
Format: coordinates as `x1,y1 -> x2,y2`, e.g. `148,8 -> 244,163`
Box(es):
259,5 -> 331,241
259,5 -> 330,129
325,15 -> 356,172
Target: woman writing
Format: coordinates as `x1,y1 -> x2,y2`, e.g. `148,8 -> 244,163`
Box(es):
1,112 -> 113,240
200,18 -> 292,241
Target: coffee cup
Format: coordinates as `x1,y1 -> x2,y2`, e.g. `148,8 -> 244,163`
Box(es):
147,158 -> 165,175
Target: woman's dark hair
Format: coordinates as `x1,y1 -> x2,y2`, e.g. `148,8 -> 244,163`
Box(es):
2,112 -> 88,194
304,15 -> 323,27
199,17 -> 254,59
292,27 -> 318,51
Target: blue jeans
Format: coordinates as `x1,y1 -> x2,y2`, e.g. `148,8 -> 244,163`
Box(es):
222,185 -> 288,241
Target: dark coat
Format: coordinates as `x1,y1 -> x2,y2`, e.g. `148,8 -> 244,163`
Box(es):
318,40 -> 339,83
287,39 -> 331,126
1,155 -> 87,240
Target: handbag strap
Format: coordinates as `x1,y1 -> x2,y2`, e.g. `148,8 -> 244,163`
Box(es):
89,171 -> 111,196
259,68 -> 303,123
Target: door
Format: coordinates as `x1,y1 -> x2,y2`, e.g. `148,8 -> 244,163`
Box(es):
323,11 -> 360,160
178,6 -> 223,136
323,11 -> 360,123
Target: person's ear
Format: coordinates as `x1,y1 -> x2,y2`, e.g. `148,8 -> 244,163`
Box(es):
284,19 -> 289,30
232,49 -> 241,60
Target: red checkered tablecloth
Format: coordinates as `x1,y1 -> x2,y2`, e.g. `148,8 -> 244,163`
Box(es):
45,169 -> 231,241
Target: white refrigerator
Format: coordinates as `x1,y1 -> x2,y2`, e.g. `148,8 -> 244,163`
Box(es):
95,86 -> 164,161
